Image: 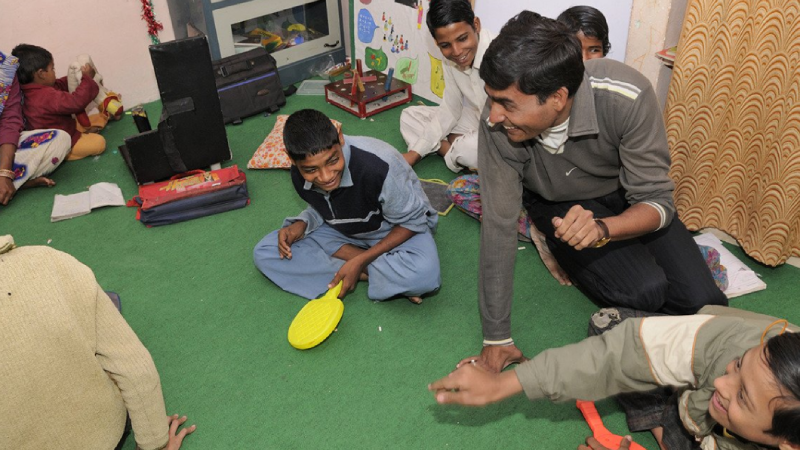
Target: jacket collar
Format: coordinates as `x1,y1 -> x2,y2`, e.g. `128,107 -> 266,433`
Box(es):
566,71 -> 599,138
471,28 -> 494,72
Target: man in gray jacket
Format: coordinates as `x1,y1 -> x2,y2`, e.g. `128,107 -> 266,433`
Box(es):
466,12 -> 727,372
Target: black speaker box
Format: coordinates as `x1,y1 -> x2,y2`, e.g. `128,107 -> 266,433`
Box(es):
120,36 -> 231,184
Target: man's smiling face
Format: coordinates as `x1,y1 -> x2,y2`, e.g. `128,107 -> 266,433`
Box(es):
484,84 -> 568,143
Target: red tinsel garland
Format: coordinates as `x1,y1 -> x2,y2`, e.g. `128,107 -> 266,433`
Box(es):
140,0 -> 164,45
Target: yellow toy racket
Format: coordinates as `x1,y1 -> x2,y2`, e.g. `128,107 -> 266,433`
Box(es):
288,281 -> 344,350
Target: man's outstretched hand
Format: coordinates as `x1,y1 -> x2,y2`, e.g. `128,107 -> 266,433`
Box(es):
428,361 -> 523,406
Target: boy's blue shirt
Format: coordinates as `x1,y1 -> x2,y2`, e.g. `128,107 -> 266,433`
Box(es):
285,135 -> 437,239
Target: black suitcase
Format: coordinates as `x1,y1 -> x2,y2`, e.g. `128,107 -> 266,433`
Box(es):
213,48 -> 286,124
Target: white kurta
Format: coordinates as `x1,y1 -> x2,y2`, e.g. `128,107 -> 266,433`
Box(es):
399,28 -> 494,172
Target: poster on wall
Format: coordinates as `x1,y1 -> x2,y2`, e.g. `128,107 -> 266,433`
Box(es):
354,0 -> 443,104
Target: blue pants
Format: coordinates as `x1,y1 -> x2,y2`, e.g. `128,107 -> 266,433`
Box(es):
253,224 -> 441,300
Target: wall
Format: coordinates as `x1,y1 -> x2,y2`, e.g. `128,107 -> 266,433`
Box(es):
625,0 -> 688,108
1,0 -> 176,106
470,0 -> 690,110
352,1 -> 449,104
2,0 -> 679,107
341,0 -> 351,57
473,0 -> 632,62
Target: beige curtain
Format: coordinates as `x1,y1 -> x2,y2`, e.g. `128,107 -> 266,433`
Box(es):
665,0 -> 800,266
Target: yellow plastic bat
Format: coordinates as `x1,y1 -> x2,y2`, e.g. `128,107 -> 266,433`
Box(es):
287,281 -> 344,350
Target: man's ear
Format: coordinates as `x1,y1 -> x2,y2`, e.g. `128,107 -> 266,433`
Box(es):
473,17 -> 481,34
338,128 -> 345,147
550,87 -> 570,111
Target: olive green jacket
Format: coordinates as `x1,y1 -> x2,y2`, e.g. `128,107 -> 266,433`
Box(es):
514,305 -> 797,450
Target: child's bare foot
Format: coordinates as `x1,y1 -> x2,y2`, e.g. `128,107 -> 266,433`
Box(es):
21,176 -> 55,189
403,151 -> 422,166
408,296 -> 422,305
530,224 -> 572,286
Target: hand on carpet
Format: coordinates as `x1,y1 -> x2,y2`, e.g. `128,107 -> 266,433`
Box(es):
166,414 -> 196,450
428,362 -> 523,406
457,344 -> 527,373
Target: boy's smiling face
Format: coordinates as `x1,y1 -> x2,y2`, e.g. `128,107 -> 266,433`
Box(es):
294,143 -> 346,192
433,18 -> 481,69
709,343 -> 790,448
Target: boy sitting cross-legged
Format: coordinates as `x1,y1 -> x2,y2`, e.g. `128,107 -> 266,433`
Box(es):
253,109 -> 441,304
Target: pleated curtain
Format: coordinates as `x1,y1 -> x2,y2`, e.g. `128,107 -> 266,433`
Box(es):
665,0 -> 800,266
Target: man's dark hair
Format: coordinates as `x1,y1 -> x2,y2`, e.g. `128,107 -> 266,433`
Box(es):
765,331 -> 800,445
11,44 -> 53,85
283,109 -> 340,161
426,0 -> 475,38
557,6 -> 611,56
480,11 -> 584,103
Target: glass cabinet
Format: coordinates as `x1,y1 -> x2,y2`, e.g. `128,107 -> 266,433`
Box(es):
167,0 -> 346,86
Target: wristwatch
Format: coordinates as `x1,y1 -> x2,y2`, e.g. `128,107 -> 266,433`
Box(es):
593,218 -> 610,248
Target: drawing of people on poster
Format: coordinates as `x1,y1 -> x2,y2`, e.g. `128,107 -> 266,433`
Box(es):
354,0 -> 442,103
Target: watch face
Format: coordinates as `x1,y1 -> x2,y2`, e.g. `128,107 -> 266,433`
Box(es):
594,237 -> 610,248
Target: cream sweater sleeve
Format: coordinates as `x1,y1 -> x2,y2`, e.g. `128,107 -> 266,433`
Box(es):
93,285 -> 170,450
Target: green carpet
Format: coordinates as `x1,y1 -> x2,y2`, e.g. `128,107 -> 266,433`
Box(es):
2,92 -> 798,449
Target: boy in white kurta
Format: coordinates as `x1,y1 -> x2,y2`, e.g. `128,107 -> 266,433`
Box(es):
400,0 -> 492,172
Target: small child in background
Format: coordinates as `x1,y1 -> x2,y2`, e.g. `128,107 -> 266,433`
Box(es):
556,5 -> 612,60
12,44 -> 106,161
